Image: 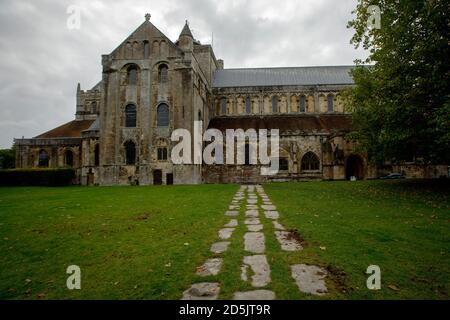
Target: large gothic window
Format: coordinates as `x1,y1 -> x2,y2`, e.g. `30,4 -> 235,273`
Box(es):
125,104 -> 137,127
245,97 -> 251,114
38,150 -> 49,167
157,103 -> 169,127
299,95 -> 306,113
327,94 -> 334,112
124,141 -> 136,165
159,64 -> 168,83
272,96 -> 278,113
128,65 -> 138,85
301,152 -> 320,171
65,150 -> 74,167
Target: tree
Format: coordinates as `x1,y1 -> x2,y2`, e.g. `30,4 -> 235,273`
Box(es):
345,0 -> 450,165
0,146 -> 16,169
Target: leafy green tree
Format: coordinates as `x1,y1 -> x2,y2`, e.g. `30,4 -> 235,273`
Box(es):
0,146 -> 16,169
345,0 -> 450,165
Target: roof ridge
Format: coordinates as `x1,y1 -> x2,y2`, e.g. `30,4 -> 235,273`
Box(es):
217,65 -> 357,71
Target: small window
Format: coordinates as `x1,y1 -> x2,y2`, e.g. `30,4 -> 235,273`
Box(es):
272,96 -> 278,113
125,141 -> 136,165
327,94 -> 334,112
220,98 -> 227,114
299,96 -> 306,113
244,144 -> 250,165
125,104 -> 137,127
279,158 -> 289,171
159,64 -> 168,83
128,65 -> 138,85
301,152 -> 320,171
38,150 -> 49,167
157,103 -> 169,127
198,110 -> 202,121
94,144 -> 100,166
65,150 -> 73,167
91,102 -> 98,114
157,147 -> 168,161
143,41 -> 150,59
245,97 -> 251,114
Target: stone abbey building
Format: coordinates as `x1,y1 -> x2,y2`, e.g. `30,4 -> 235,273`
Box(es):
14,15 -> 446,185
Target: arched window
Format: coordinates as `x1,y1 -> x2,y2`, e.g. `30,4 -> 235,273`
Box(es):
128,65 -> 138,85
125,104 -> 137,127
220,98 -> 227,114
327,94 -> 334,112
245,97 -> 251,114
94,144 -> 100,166
301,152 -> 320,171
65,150 -> 73,167
157,147 -> 168,161
38,150 -> 49,167
272,96 -> 278,113
198,110 -> 202,121
244,143 -> 250,165
159,64 -> 168,83
157,103 -> 169,127
143,41 -> 150,59
299,96 -> 306,113
124,141 -> 136,165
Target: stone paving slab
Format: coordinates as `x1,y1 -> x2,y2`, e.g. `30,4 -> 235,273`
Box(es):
291,264 -> 328,296
218,228 -> 235,240
247,224 -> 263,232
196,258 -> 223,276
245,209 -> 259,217
244,232 -> 265,253
233,290 -> 275,300
261,205 -> 276,211
182,282 -> 220,300
225,210 -> 239,217
275,231 -> 303,251
244,217 -> 261,225
229,205 -> 240,210
241,255 -> 271,287
224,219 -> 238,227
210,241 -> 230,253
272,220 -> 285,230
264,211 -> 279,219
247,199 -> 258,204
246,205 -> 259,210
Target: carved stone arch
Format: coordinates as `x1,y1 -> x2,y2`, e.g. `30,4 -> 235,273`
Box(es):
152,40 -> 160,56
132,41 -> 140,59
160,40 -> 168,57
125,41 -> 133,59
120,63 -> 141,86
263,95 -> 271,114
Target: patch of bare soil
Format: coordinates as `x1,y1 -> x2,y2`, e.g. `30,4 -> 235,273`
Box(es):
132,213 -> 151,221
326,265 -> 350,294
286,229 -> 308,247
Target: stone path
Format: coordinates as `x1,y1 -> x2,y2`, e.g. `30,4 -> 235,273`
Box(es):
182,184 -> 329,300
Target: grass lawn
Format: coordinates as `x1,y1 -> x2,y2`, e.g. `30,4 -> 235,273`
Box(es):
0,180 -> 448,299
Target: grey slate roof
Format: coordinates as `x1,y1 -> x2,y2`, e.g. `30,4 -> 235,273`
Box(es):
213,66 -> 356,88
180,21 -> 194,38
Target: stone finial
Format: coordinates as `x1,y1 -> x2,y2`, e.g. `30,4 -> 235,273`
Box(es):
145,13 -> 151,21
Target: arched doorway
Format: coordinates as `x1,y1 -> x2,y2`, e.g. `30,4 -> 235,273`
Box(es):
345,155 -> 364,180
153,170 -> 162,185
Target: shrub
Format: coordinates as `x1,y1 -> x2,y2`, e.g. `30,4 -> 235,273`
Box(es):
0,168 -> 75,186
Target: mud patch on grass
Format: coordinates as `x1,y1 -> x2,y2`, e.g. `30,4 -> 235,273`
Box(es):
286,229 -> 308,247
326,265 -> 350,294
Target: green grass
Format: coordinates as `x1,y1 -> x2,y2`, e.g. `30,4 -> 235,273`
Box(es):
0,180 -> 448,299
264,179 -> 450,299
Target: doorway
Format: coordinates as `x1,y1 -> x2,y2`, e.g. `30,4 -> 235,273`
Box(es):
345,155 -> 364,180
153,170 -> 162,185
166,173 -> 173,185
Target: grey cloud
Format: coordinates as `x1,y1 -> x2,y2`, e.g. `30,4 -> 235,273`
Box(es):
0,0 -> 366,148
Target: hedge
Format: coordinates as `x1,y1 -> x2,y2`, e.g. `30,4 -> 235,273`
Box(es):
0,168 -> 75,186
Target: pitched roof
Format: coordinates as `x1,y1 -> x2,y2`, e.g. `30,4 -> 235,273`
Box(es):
179,21 -> 194,38
213,66 -> 355,88
34,120 -> 95,139
207,114 -> 352,133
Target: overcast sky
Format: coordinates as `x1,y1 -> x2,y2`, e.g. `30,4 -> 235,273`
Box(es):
0,0 -> 367,148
